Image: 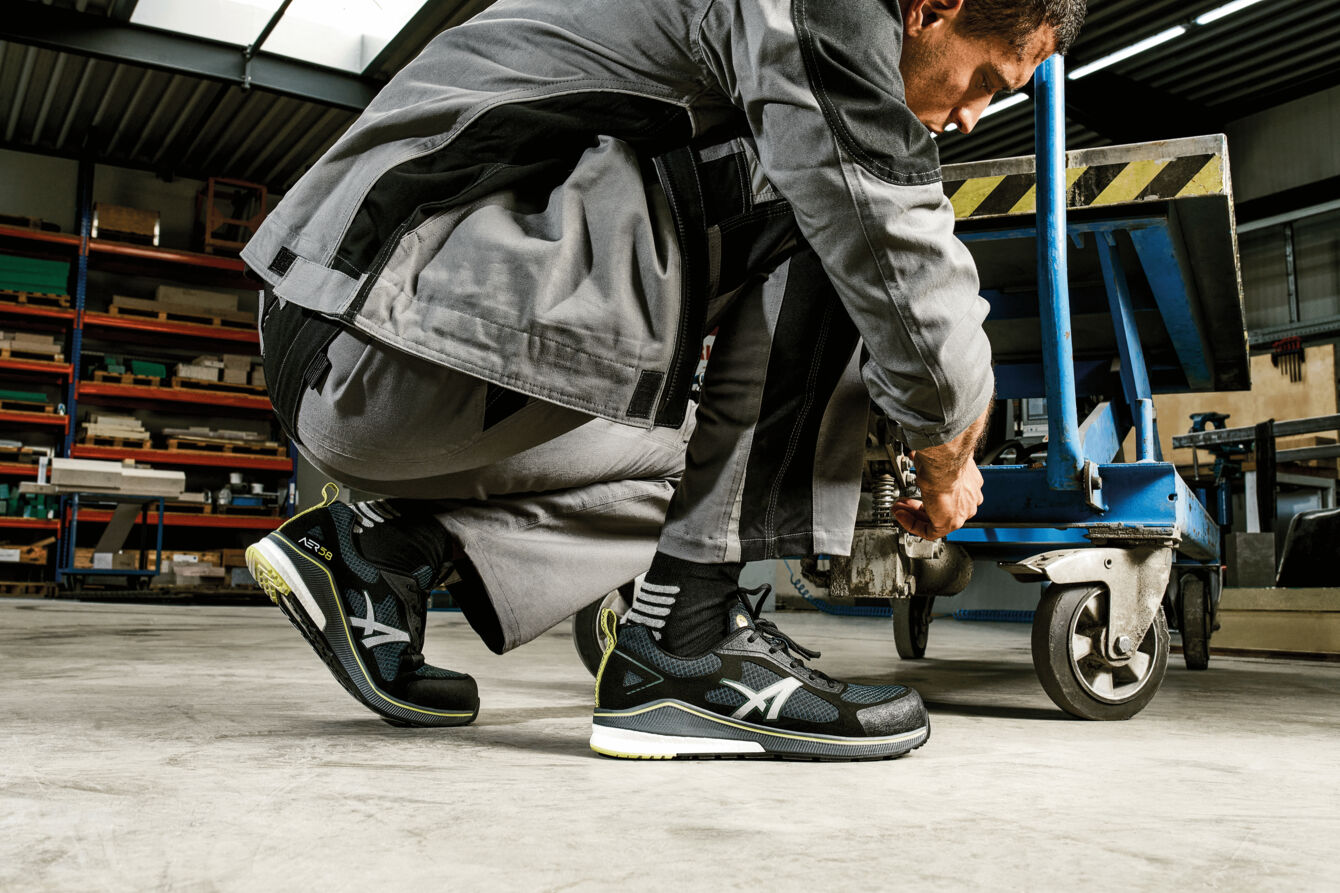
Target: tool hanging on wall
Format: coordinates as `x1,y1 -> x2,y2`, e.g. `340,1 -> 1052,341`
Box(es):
1270,336 -> 1304,383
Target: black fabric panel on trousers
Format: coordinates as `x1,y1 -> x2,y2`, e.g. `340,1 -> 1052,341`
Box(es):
716,203 -> 799,298
737,247 -> 860,558
482,383 -> 530,431
259,286 -> 345,442
695,150 -> 750,227
335,92 -> 694,278
650,146 -> 713,429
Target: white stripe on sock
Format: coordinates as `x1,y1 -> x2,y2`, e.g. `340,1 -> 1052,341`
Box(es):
638,581 -> 681,595
625,611 -> 666,629
635,592 -> 676,606
350,504 -> 381,526
631,603 -> 670,617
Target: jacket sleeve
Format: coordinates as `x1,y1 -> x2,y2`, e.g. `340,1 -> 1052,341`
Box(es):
695,0 -> 994,449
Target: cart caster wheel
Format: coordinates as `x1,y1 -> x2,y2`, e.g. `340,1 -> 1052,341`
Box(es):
1032,583 -> 1169,720
1179,576 -> 1211,671
893,595 -> 936,659
572,584 -> 631,677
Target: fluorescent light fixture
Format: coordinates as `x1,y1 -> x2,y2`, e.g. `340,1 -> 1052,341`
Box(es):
1068,25 -> 1187,79
981,93 -> 1030,118
1195,0 -> 1270,25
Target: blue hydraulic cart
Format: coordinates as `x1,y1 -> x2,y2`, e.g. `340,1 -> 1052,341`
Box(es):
851,55 -> 1246,720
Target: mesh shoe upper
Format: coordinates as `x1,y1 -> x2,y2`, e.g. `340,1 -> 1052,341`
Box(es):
597,589 -> 926,739
282,501 -> 468,695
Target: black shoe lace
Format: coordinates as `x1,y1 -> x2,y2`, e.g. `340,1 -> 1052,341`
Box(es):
740,585 -> 835,686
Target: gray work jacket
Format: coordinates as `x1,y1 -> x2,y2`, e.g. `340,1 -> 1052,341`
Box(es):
241,0 -> 994,449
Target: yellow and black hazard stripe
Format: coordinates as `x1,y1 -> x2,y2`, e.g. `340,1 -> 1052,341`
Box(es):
943,153 -> 1224,220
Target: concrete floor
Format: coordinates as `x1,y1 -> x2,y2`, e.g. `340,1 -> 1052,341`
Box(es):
1,600 -> 1337,892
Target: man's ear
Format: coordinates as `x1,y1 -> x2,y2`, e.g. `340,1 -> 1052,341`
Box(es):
903,0 -> 968,37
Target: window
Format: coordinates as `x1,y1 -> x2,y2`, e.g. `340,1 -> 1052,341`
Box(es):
131,0 -> 432,74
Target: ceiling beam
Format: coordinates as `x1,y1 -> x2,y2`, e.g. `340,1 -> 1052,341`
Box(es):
2,2 -> 380,111
1057,71 -> 1223,144
106,0 -> 140,22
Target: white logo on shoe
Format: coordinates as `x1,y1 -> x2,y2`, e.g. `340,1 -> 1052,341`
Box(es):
350,590 -> 410,648
721,677 -> 803,721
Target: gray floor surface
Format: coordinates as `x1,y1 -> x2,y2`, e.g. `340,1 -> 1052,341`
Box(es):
2,599 -> 1337,892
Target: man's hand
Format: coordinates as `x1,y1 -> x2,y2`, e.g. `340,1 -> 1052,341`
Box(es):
892,403 -> 990,540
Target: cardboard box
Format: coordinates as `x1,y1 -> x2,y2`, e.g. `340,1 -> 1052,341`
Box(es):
249,367 -> 266,388
221,368 -> 250,385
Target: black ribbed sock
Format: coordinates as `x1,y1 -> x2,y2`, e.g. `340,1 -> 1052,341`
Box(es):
351,499 -> 505,654
350,499 -> 451,583
628,551 -> 744,656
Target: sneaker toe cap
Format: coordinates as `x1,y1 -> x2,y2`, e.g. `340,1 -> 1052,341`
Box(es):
855,686 -> 927,736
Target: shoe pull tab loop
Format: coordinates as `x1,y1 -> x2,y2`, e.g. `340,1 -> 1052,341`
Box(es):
593,608 -> 621,708
319,482 -> 340,507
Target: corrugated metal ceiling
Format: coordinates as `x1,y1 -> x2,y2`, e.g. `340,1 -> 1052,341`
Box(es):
2,0 -> 1336,192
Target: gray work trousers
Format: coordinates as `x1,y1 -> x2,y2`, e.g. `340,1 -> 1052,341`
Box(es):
268,149 -> 870,653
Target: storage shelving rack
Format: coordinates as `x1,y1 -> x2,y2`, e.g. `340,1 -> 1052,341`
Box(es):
0,227 -> 79,558
0,159 -> 295,591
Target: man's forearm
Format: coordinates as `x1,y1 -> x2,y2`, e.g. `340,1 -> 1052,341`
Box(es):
913,399 -> 992,477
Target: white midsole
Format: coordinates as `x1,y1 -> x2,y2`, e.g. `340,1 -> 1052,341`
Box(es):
253,537 -> 327,629
590,723 -> 765,757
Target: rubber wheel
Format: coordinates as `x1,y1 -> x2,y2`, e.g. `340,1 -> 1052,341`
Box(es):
1179,576 -> 1211,671
572,585 -> 631,677
893,595 -> 935,659
1032,583 -> 1169,720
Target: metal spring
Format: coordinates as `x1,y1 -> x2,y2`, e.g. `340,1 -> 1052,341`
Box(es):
871,473 -> 898,524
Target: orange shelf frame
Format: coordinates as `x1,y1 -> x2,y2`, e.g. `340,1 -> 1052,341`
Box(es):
72,445 -> 292,472
76,380 -> 272,411
81,311 -> 259,346
0,463 -> 40,477
77,509 -> 283,530
0,357 -> 73,378
0,301 -> 76,323
0,517 -> 60,530
0,225 -> 80,251
0,409 -> 69,428
87,238 -> 246,274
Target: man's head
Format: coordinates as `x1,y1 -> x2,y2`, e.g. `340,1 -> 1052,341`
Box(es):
899,0 -> 1087,135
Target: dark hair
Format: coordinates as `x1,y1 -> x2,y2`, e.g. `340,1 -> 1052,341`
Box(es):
959,0 -> 1088,56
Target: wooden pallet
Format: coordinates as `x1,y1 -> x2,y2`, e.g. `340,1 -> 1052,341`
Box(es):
0,397 -> 54,413
108,299 -> 255,330
0,213 -> 60,233
91,370 -> 162,387
0,346 -> 64,363
0,290 -> 71,309
165,501 -> 215,514
165,437 -> 286,457
0,580 -> 56,598
170,376 -> 268,396
81,434 -> 152,449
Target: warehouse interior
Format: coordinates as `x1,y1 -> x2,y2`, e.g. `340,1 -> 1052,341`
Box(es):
0,0 -> 1337,889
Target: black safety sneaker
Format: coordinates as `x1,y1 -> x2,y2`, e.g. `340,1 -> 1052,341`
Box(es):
245,484 -> 478,727
591,588 -> 929,760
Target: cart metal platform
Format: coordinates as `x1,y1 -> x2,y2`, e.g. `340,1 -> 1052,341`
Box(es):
878,57 -> 1246,718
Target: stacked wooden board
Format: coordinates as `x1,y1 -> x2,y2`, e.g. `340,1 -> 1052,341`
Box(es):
110,285 -> 255,330
79,413 -> 150,447
0,330 -> 64,363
